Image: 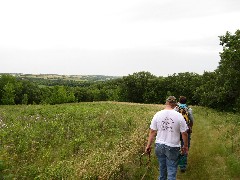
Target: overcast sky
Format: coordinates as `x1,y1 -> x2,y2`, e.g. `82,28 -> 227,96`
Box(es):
0,0 -> 239,77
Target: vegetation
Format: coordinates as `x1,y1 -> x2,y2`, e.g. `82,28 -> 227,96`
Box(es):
177,107 -> 240,179
0,102 -> 161,179
0,102 -> 239,179
0,29 -> 239,179
2,73 -> 121,87
1,30 -> 239,112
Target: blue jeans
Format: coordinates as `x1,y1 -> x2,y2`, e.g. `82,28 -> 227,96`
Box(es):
155,143 -> 180,180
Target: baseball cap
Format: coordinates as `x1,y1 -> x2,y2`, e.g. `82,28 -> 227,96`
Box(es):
166,96 -> 177,103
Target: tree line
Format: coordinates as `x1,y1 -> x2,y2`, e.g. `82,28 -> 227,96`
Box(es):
0,30 -> 239,112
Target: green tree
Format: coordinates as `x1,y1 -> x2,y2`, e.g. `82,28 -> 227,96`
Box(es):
217,29 -> 240,111
40,87 -> 53,104
120,71 -> 156,103
143,77 -> 166,104
1,82 -> 15,105
193,71 -> 219,108
0,74 -> 22,104
67,91 -> 76,103
162,72 -> 201,105
22,94 -> 28,105
52,86 -> 68,104
101,79 -> 122,101
74,87 -> 94,102
21,80 -> 41,104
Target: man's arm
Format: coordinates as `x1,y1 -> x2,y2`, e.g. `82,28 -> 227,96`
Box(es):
188,108 -> 194,133
188,108 -> 194,123
145,129 -> 157,154
181,131 -> 188,154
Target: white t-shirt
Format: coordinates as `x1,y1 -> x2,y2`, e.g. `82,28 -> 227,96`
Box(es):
150,109 -> 188,147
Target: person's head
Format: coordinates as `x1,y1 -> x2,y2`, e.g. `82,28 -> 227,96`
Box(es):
179,96 -> 187,104
166,96 -> 177,108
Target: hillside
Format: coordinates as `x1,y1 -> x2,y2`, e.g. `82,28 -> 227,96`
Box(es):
0,102 -> 239,179
0,73 -> 121,82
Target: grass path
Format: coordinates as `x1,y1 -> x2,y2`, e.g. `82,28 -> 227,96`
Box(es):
146,106 -> 239,180
176,107 -> 231,179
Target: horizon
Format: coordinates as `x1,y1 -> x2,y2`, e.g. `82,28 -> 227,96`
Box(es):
0,70 -> 210,78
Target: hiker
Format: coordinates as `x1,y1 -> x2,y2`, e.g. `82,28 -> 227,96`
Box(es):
174,96 -> 194,172
145,96 -> 188,180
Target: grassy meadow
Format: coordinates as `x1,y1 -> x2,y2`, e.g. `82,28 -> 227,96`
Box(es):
0,102 -> 239,179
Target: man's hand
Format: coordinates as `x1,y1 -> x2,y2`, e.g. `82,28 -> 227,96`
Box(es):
187,127 -> 192,133
181,146 -> 188,155
145,129 -> 157,154
145,145 -> 151,154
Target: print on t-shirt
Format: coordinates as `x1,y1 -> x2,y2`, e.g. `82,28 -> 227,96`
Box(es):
161,117 -> 174,132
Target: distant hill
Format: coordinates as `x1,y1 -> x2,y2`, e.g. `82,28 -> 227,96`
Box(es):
1,73 -> 122,82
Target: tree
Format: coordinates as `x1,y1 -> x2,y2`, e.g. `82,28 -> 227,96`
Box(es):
22,94 -> 28,105
52,86 -> 68,104
163,72 -> 201,105
143,77 -> 166,104
193,71 -> 220,108
217,29 -> 240,111
39,87 -> 50,104
0,74 -> 22,104
120,71 -> 156,103
1,82 -> 15,105
67,90 -> 76,103
21,80 -> 41,104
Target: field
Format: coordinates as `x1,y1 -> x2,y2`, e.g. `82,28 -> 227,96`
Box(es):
0,102 -> 239,179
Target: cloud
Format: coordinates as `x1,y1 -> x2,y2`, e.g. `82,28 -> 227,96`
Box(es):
125,0 -> 240,22
0,0 -> 238,76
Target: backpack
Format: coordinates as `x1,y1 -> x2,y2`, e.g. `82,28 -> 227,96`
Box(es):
176,104 -> 190,125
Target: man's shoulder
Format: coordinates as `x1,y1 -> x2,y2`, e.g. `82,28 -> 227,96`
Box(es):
170,109 -> 184,117
157,109 -> 179,115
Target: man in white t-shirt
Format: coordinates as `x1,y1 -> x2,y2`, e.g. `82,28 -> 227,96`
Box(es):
145,96 -> 188,180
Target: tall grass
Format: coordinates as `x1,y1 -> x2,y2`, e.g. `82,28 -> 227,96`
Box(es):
0,102 -> 239,179
0,102 -> 162,179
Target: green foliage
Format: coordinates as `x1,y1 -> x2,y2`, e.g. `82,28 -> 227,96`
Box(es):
51,86 -> 69,104
216,30 -> 240,111
0,29 -> 240,112
194,71 -> 220,108
143,77 -> 166,104
22,94 -> 28,105
1,102 -> 239,179
164,72 -> 202,105
21,80 -> 41,104
0,74 -> 22,105
177,106 -> 240,180
0,102 -> 160,179
1,82 -> 15,105
120,71 -> 156,103
74,87 -> 93,102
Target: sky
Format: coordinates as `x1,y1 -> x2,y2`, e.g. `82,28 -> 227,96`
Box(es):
0,0 -> 239,77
